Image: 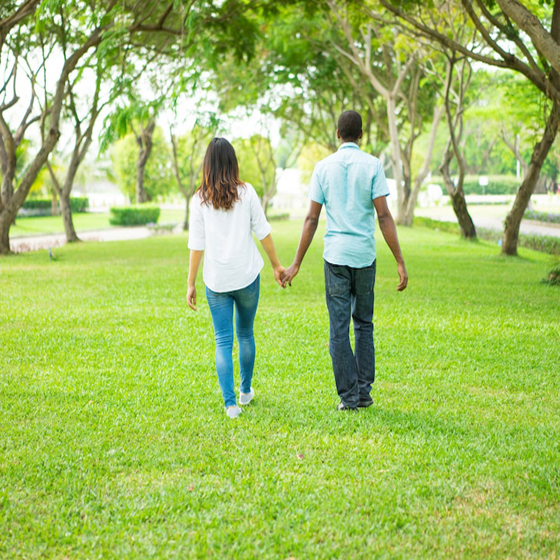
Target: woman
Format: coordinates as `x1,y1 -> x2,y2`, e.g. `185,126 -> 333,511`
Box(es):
187,137 -> 284,418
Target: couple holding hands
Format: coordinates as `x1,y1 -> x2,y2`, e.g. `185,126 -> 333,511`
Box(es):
187,111 -> 408,419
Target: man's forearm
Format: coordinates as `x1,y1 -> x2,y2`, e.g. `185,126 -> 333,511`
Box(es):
293,216 -> 319,266
378,214 -> 404,264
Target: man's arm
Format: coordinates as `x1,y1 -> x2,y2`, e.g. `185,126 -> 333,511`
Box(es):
281,200 -> 323,287
373,196 -> 408,292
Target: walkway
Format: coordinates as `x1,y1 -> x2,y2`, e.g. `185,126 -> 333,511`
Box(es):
10,226 -> 160,253
416,207 -> 560,238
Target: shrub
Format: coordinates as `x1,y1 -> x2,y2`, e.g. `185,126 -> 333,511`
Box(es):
415,216 -> 560,255
543,262 -> 560,285
109,205 -> 160,226
525,209 -> 560,224
19,197 -> 90,217
430,175 -> 520,195
21,199 -> 53,211
69,197 -> 89,213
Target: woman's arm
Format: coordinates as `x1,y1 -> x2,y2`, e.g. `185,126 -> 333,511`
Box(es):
259,234 -> 285,286
187,250 -> 204,311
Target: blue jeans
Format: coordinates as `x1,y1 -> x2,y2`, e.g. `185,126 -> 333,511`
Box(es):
324,260 -> 376,408
206,275 -> 260,407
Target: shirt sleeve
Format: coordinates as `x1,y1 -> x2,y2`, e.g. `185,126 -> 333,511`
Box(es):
307,165 -> 325,204
188,194 -> 206,250
248,184 -> 272,240
372,160 -> 390,200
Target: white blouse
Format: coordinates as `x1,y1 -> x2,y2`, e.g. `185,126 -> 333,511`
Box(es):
188,183 -> 272,293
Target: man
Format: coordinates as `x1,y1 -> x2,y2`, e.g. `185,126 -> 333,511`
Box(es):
281,110 -> 408,411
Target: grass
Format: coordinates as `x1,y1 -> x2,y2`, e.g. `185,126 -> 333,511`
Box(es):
1,221 -> 559,559
10,209 -> 186,237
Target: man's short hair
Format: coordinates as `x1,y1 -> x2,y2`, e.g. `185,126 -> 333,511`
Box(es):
338,111 -> 362,142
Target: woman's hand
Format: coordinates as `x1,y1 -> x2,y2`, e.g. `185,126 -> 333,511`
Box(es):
273,265 -> 286,287
186,285 -> 197,311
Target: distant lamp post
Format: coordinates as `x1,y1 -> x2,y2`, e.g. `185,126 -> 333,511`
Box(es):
479,176 -> 488,196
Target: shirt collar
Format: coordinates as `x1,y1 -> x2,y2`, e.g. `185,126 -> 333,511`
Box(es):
338,142 -> 360,151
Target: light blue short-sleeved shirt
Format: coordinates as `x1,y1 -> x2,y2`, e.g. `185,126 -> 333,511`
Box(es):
308,142 -> 390,268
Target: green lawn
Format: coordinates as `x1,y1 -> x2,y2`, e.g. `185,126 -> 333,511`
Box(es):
10,209 -> 186,237
1,222 -> 559,559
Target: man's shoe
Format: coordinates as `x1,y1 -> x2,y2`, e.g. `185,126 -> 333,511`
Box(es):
357,399 -> 373,408
337,403 -> 358,411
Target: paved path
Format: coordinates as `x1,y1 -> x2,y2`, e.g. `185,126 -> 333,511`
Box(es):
416,207 -> 560,237
10,226 -> 160,253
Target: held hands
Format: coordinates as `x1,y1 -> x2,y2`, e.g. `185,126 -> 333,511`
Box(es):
186,285 -> 197,311
280,263 -> 300,288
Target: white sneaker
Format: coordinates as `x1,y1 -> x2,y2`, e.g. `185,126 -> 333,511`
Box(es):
239,387 -> 255,405
226,405 -> 242,419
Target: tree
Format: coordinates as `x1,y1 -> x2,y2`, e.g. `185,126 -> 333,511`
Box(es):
0,0 -> 263,255
322,0 -> 443,225
169,117 -> 218,230
233,135 -> 277,213
0,1 -> 111,255
111,127 -> 174,202
380,0 -> 560,254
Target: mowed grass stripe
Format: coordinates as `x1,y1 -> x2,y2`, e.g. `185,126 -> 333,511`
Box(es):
1,221 -> 559,559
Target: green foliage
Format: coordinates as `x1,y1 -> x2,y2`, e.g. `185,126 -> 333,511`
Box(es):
430,175 -> 520,195
111,128 -> 174,200
69,197 -> 89,213
20,199 -> 52,211
1,224 -> 559,558
297,142 -> 333,184
18,197 -> 89,218
524,209 -> 560,224
109,206 -> 160,226
517,232 -> 560,255
544,262 -> 560,285
415,216 -> 560,254
232,135 -> 276,202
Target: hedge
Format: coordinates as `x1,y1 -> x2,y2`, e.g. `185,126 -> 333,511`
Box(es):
109,205 -> 160,226
414,216 -> 560,255
19,197 -> 89,217
524,209 -> 560,225
69,197 -> 89,213
430,175 -> 520,195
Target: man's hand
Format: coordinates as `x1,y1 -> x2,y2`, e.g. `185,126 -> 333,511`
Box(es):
273,265 -> 286,287
281,263 -> 300,287
186,285 -> 197,311
397,262 -> 408,292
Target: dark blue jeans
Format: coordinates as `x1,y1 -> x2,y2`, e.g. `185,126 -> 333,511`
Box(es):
205,275 -> 260,408
324,260 -> 376,408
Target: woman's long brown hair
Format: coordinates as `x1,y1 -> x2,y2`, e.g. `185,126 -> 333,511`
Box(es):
198,137 -> 244,210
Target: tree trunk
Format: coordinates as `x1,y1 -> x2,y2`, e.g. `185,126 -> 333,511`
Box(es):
0,209 -> 14,254
183,195 -> 190,231
59,191 -> 80,243
136,120 -> 155,204
386,96 -> 407,224
51,193 -> 59,216
450,187 -> 477,238
502,100 -> 560,255
403,105 -> 445,226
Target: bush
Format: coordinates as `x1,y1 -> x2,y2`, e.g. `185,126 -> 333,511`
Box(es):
525,209 -> 560,224
415,216 -> 560,255
544,263 -> 560,285
109,205 -> 160,226
21,199 -> 52,211
69,197 -> 89,213
18,197 -> 90,217
430,175 -> 520,195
